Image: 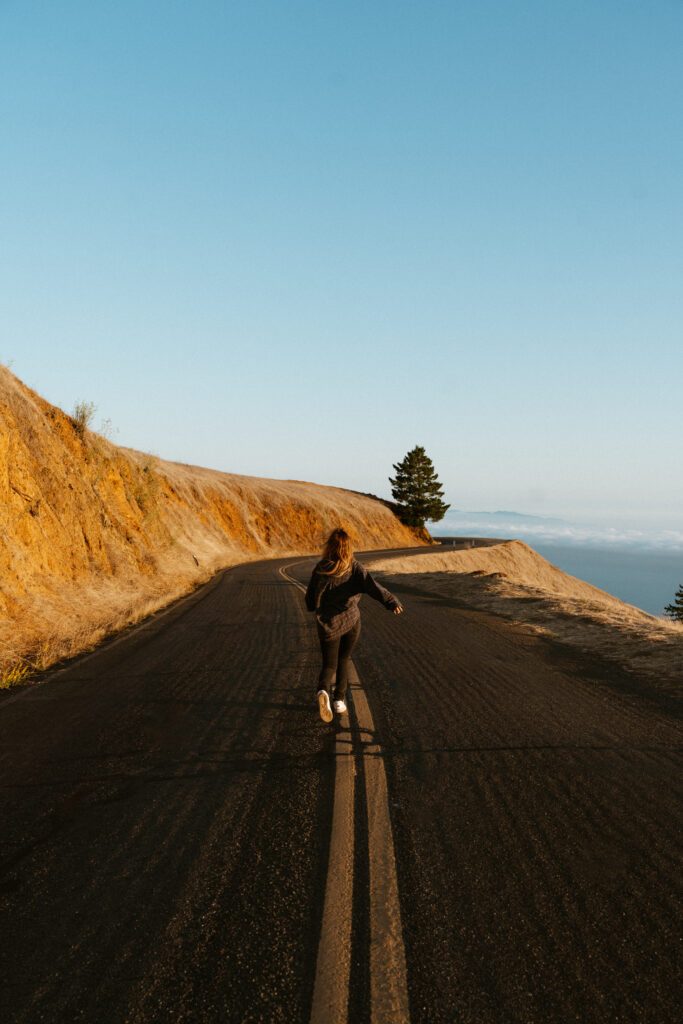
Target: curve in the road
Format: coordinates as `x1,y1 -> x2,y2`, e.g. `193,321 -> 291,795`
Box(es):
279,561 -> 410,1024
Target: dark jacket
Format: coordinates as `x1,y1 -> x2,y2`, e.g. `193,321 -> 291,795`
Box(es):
305,558 -> 400,639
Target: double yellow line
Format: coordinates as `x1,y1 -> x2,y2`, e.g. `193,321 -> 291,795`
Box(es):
279,562 -> 410,1024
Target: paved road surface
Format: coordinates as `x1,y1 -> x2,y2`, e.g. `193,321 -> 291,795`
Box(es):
1,549 -> 680,1023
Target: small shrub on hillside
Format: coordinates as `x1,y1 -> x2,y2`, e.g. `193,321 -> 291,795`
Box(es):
72,400 -> 97,439
98,417 -> 118,442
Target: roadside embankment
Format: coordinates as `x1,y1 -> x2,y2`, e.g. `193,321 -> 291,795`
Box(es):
0,366 -> 426,682
365,541 -> 683,691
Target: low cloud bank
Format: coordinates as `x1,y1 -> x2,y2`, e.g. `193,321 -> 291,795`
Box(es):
433,511 -> 683,552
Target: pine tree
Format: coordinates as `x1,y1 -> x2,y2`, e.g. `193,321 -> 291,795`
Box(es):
389,445 -> 450,528
664,583 -> 683,622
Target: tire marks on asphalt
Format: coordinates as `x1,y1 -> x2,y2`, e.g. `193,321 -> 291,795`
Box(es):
352,582 -> 683,1023
0,562 -> 327,1022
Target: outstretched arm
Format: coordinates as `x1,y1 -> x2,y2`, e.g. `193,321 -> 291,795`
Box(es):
360,566 -> 403,614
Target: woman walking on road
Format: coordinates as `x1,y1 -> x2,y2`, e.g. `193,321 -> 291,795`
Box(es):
305,527 -> 403,723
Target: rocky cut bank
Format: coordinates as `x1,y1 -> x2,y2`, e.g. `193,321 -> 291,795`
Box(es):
0,367 -> 426,682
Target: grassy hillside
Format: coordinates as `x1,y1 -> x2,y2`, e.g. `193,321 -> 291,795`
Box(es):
0,366 -> 426,683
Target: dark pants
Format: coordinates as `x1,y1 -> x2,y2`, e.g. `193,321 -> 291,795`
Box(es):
317,620 -> 360,700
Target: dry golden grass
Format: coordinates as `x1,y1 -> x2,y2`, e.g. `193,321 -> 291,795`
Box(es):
0,365 -> 426,683
0,571 -> 210,684
365,541 -> 683,691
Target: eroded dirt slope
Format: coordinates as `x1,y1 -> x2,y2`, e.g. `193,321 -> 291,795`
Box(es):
0,366 -> 424,675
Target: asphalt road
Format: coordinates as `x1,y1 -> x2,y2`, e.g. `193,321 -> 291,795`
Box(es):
1,549 -> 680,1023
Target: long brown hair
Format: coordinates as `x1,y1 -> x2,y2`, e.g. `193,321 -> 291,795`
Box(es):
318,527 -> 354,576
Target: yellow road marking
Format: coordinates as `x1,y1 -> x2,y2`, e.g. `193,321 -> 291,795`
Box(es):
280,560 -> 411,1024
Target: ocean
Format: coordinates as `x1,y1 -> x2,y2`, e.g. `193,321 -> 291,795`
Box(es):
528,543 -> 683,617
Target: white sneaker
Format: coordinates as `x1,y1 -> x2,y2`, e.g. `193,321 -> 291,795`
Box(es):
333,699 -> 347,715
317,690 -> 333,723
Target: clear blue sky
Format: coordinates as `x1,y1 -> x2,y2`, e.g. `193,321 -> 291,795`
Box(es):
2,0 -> 681,528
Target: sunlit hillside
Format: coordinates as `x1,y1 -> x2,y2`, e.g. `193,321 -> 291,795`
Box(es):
0,366 -> 426,682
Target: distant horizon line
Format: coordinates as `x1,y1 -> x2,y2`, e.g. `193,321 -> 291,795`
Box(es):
429,509 -> 683,552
